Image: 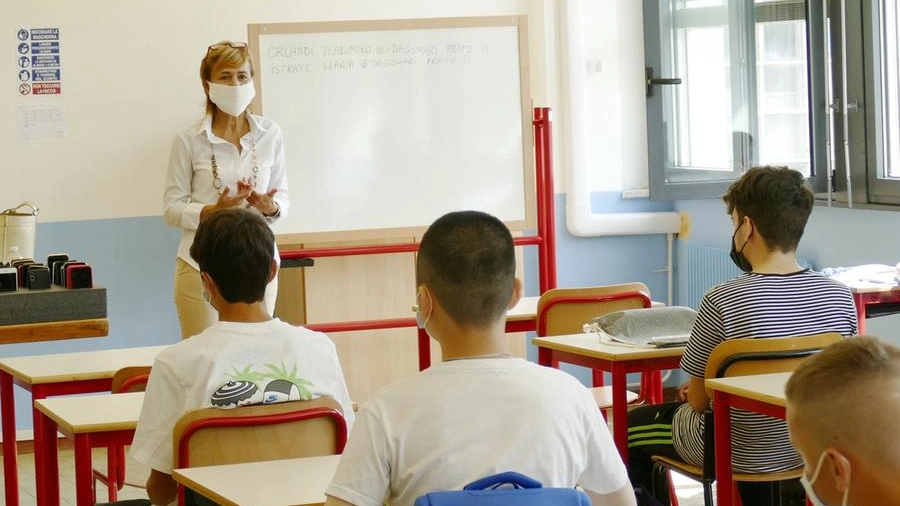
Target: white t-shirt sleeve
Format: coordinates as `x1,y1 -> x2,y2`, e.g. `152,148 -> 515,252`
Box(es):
325,406 -> 391,506
576,390 -> 630,494
129,357 -> 188,473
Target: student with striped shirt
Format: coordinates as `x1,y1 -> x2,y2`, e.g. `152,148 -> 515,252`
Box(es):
626,166 -> 858,505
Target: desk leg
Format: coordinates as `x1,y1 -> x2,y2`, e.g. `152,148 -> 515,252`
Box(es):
611,363 -> 628,465
0,372 -> 19,506
713,391 -> 736,506
537,347 -> 551,367
36,410 -> 61,506
853,293 -> 866,334
73,435 -> 94,506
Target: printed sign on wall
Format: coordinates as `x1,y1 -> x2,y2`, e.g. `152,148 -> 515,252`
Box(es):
15,27 -> 62,96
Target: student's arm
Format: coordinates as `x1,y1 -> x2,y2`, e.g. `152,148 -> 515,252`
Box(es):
146,469 -> 178,506
585,483 -> 638,506
686,374 -> 710,413
324,495 -> 357,506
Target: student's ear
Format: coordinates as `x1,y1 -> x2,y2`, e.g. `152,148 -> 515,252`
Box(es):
267,259 -> 278,284
507,277 -> 523,310
826,448 -> 853,493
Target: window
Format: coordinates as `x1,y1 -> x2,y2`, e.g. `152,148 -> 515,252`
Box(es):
644,0 -> 821,200
860,0 -> 900,204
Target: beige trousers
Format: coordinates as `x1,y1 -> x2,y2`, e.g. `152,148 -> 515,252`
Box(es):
173,257 -> 278,339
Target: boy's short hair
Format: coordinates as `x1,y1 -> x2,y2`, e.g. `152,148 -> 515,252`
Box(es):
190,208 -> 274,304
786,336 -> 900,466
416,210 -> 515,327
722,166 -> 814,252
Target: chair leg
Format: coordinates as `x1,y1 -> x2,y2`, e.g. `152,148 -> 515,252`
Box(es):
650,463 -> 673,506
592,369 -> 605,387
702,481 -> 714,506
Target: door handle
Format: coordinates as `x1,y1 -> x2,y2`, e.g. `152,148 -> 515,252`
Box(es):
646,67 -> 683,96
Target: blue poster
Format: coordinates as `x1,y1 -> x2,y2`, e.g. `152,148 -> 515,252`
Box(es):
32,69 -> 60,82
31,41 -> 60,54
31,55 -> 59,68
30,28 -> 59,41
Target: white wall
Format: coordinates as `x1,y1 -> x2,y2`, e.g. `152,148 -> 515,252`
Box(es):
3,0 -> 555,223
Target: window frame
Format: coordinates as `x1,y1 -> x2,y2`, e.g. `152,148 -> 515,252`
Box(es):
644,0 -> 830,201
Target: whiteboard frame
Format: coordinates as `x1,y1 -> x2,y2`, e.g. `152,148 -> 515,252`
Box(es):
248,16 -> 535,244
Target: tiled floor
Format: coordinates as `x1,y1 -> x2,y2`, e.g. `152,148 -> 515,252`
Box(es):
0,448 -> 707,506
0,448 -> 149,506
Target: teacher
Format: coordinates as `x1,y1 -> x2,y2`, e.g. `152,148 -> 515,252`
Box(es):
163,40 -> 289,339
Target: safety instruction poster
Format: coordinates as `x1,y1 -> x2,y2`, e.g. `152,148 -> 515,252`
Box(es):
16,27 -> 62,96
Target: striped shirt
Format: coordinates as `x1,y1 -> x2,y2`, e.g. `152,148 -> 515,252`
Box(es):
672,269 -> 857,473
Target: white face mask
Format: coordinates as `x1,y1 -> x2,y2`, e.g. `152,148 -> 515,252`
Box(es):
800,451 -> 850,506
414,288 -> 432,330
207,81 -> 255,117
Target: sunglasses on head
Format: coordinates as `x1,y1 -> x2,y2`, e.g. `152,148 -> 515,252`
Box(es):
206,41 -> 248,56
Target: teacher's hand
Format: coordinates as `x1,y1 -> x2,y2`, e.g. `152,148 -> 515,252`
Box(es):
200,185 -> 253,221
246,185 -> 279,217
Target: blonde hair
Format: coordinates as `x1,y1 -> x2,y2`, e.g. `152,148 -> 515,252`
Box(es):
199,41 -> 255,115
786,336 -> 900,467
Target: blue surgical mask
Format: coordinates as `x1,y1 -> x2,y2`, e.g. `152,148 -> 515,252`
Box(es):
800,451 -> 850,506
729,221 -> 753,273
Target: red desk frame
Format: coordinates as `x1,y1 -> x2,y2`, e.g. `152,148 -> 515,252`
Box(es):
282,108 -> 558,371
535,344 -> 682,465
850,285 -> 900,334
711,390 -> 786,506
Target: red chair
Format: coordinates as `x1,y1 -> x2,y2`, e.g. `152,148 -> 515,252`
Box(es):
536,284 -> 662,408
172,397 -> 348,506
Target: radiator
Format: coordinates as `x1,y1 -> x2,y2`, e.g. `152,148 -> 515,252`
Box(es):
677,243 -> 742,310
677,242 -> 814,309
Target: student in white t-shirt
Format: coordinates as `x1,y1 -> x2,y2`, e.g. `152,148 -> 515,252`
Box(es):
129,208 -> 354,506
325,210 -> 636,506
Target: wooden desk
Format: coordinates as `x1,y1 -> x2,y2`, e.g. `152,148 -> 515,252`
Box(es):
505,295 -> 539,332
34,392 -> 144,506
0,345 -> 165,506
173,454 -> 340,506
533,333 -> 684,464
848,284 -> 900,333
706,372 -> 790,506
0,318 -> 108,345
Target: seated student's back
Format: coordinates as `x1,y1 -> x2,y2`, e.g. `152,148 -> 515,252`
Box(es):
325,210 -> 636,506
129,208 -> 354,506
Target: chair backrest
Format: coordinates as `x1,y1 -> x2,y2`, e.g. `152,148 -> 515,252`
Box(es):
111,366 -> 151,393
173,396 -> 347,470
703,332 -> 844,392
698,332 -> 844,482
536,283 -> 651,337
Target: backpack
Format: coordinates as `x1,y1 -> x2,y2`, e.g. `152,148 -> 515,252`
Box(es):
413,472 -> 590,506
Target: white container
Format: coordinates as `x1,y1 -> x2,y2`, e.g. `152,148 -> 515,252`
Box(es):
1,203 -> 38,264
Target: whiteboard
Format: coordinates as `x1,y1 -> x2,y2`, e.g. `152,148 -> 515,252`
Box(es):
248,17 -> 534,241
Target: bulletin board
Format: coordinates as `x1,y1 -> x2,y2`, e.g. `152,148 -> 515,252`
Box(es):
248,16 -> 534,242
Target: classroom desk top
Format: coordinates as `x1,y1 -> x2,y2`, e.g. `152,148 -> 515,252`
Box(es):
34,392 -> 144,506
506,295 -> 538,322
532,332 -> 686,361
705,372 -> 789,408
0,345 -> 166,385
0,318 -> 108,345
173,454 -> 341,506
34,391 -> 144,434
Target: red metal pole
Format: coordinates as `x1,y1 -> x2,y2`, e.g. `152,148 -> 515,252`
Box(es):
533,108 -> 549,294
541,108 -> 558,290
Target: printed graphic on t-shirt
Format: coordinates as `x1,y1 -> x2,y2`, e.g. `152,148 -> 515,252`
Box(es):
210,362 -> 314,408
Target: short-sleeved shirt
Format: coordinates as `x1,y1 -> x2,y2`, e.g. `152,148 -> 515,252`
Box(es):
326,358 -> 629,506
129,318 -> 354,473
672,269 -> 857,472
